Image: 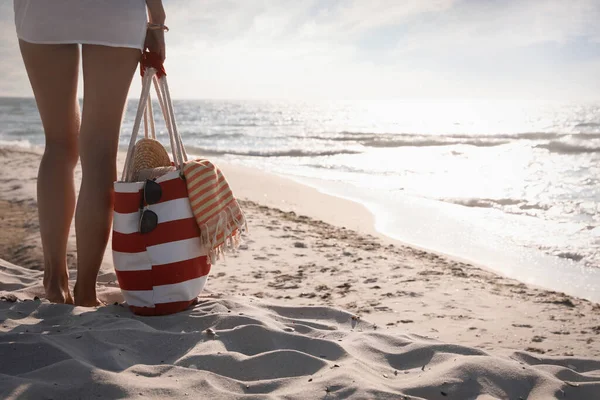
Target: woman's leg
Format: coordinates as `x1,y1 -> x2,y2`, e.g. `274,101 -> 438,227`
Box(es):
74,44 -> 140,306
18,40 -> 80,304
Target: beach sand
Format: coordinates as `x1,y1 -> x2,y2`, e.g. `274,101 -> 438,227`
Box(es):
1,146 -> 599,399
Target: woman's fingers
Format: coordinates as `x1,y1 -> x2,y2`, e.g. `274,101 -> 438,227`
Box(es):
156,30 -> 166,61
145,30 -> 166,62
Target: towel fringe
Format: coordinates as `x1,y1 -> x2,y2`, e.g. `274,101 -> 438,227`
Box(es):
199,203 -> 247,264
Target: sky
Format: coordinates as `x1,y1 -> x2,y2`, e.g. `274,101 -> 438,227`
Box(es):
1,0 -> 600,101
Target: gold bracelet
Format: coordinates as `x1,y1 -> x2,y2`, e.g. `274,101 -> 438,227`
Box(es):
147,23 -> 169,32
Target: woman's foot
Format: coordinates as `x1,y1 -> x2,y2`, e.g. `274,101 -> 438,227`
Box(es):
43,272 -> 73,304
74,297 -> 102,307
73,282 -> 102,307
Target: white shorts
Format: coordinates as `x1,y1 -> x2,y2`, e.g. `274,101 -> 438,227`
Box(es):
14,0 -> 147,50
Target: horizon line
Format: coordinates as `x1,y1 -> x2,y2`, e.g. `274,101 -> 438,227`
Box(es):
2,95 -> 599,104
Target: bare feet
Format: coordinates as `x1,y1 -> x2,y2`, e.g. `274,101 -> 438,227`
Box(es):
74,297 -> 103,307
73,282 -> 102,307
43,272 -> 73,304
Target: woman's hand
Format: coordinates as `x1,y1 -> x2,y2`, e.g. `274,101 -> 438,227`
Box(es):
145,0 -> 166,61
145,27 -> 166,62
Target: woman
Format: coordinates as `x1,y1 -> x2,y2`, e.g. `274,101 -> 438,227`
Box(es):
14,0 -> 167,306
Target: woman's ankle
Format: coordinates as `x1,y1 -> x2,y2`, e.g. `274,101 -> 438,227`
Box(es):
43,267 -> 72,304
73,281 -> 101,306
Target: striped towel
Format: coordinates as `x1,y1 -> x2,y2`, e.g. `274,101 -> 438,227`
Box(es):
182,159 -> 247,263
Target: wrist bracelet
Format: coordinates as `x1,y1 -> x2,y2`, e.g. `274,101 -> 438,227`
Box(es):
147,23 -> 169,32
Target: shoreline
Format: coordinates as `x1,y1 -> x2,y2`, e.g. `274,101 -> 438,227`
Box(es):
217,157 -> 600,303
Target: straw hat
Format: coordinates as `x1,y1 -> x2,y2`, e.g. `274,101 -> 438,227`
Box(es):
131,138 -> 172,181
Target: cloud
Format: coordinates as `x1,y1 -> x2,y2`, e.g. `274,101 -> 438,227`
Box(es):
1,0 -> 600,100
393,0 -> 600,54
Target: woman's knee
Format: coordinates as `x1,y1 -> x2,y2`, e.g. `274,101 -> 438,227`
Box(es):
44,136 -> 79,166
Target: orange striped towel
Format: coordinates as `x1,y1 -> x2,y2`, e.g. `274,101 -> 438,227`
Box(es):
182,159 -> 247,263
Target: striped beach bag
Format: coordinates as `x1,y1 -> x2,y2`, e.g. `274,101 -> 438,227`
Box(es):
112,55 -> 210,316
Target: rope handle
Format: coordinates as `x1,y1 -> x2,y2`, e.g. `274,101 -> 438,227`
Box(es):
143,95 -> 156,139
121,53 -> 187,182
143,50 -> 187,162
142,50 -> 163,141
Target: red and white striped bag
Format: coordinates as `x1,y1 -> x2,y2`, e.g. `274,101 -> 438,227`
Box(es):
112,56 -> 210,316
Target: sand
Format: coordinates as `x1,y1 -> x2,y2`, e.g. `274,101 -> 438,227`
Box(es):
1,146 -> 599,399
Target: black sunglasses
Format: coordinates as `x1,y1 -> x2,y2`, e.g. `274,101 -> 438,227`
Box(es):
139,179 -> 162,234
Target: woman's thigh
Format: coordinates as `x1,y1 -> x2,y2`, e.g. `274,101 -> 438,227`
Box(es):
18,40 -> 80,146
79,44 -> 140,162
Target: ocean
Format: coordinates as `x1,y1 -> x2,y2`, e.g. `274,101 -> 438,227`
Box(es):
1,97 -> 599,301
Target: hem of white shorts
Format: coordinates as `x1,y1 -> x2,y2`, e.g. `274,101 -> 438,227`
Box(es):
17,35 -> 144,51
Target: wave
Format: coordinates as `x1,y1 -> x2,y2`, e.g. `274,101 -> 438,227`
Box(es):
185,146 -> 362,158
325,131 -> 600,151
293,135 -> 379,142
361,138 -> 510,148
326,131 -> 570,149
443,197 -> 551,211
535,141 -> 600,154
192,130 -> 600,153
570,133 -> 600,139
190,132 -> 247,139
288,131 -> 600,143
445,198 -> 521,209
337,131 -> 567,140
303,163 -> 410,176
574,122 -> 600,128
214,123 -> 261,128
0,138 -> 35,149
555,251 -> 585,262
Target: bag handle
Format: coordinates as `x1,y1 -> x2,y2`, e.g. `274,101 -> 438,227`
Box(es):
141,51 -> 187,164
121,53 -> 187,182
143,94 -> 156,140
